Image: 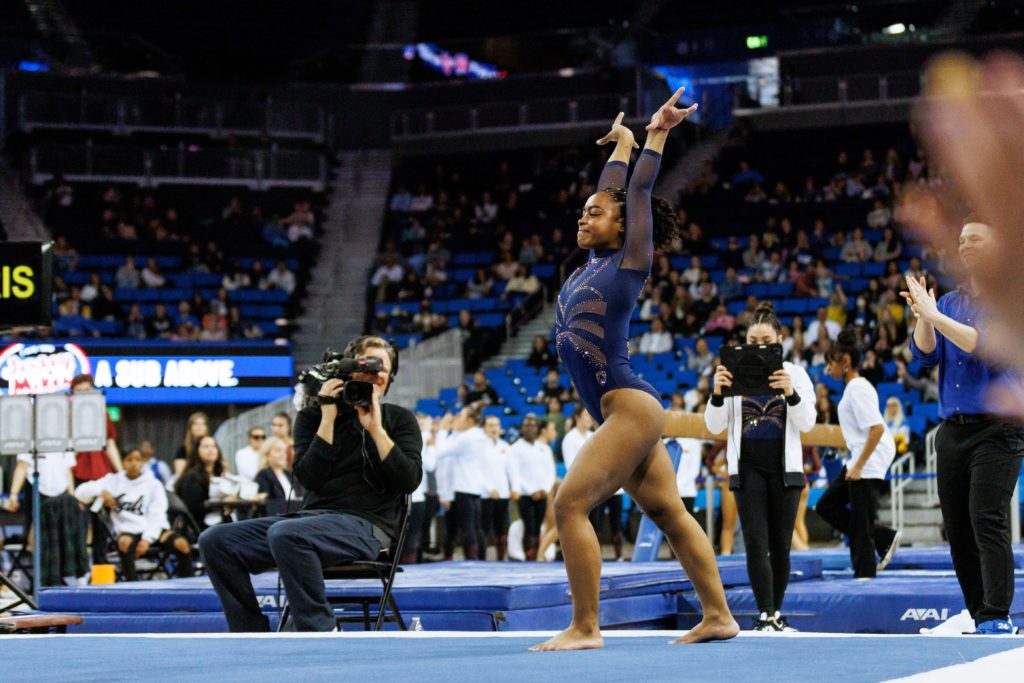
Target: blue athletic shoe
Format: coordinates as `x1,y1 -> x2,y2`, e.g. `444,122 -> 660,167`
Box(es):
972,619 -> 1017,635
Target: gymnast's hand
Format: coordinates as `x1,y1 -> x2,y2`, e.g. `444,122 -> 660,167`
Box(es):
596,112 -> 638,148
645,87 -> 698,132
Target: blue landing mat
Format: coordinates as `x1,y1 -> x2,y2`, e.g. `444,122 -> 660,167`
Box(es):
51,593 -> 682,634
2,634 -> 1023,683
678,575 -> 1024,634
722,544 -> 1024,572
38,559 -> 824,614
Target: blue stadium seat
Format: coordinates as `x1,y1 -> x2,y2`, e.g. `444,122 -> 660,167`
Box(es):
532,263 -> 556,279
834,263 -> 861,278
862,262 -> 885,277
914,403 -> 940,423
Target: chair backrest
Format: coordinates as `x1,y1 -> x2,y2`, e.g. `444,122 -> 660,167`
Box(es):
383,494 -> 413,565
165,490 -> 205,543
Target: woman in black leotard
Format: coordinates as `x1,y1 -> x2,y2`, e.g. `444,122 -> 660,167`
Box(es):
531,92 -> 738,651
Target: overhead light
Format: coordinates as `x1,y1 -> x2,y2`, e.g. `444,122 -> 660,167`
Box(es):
883,23 -> 907,35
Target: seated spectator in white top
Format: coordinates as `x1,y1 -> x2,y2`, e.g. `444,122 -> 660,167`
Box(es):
639,286 -> 664,321
840,227 -> 873,263
141,258 -> 166,288
371,256 -> 404,287
266,260 -> 296,295
75,447 -> 193,581
116,256 -> 141,289
743,235 -> 766,269
80,273 -> 101,303
805,306 -> 842,348
409,184 -> 434,213
222,262 -> 251,291
759,251 -> 783,282
639,318 -> 674,356
234,427 -> 266,482
475,191 -> 499,224
390,184 -> 412,213
866,199 -> 892,229
685,337 -> 715,374
492,251 -> 518,281
505,264 -> 541,297
682,256 -> 703,285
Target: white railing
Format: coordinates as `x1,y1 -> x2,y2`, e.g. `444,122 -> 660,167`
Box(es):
889,451 -> 916,533
923,426 -> 939,507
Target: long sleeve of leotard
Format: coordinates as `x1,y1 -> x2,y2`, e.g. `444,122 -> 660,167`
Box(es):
597,159 -> 628,192
620,149 -> 662,272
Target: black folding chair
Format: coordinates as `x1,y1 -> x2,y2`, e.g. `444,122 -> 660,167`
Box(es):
278,495 -> 412,632
165,491 -> 205,576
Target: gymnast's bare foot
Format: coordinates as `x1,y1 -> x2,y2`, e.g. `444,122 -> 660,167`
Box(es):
529,625 -> 605,652
671,615 -> 740,644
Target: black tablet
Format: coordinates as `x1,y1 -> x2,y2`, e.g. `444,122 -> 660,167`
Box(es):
719,343 -> 784,397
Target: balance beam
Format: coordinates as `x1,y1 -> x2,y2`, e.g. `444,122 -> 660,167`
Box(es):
663,411 -> 847,449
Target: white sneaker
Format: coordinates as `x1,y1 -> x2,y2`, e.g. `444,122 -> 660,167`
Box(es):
877,530 -> 903,572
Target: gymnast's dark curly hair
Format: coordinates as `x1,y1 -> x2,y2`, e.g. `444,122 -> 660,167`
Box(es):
601,187 -> 680,253
828,327 -> 862,367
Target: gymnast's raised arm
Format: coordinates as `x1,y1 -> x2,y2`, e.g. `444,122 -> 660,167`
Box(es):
595,112 -> 638,191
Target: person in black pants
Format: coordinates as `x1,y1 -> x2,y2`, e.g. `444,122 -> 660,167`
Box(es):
904,222 -> 1024,634
816,329 -> 901,578
705,302 -> 818,631
198,337 -> 423,632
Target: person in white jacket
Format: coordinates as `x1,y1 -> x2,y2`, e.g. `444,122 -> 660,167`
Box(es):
816,329 -> 901,578
705,302 -> 817,632
405,415 -> 440,563
435,405 -> 489,560
479,416 -> 517,560
75,447 -> 194,581
510,414 -> 556,560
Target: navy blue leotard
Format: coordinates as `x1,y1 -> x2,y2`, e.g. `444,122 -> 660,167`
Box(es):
554,149 -> 663,424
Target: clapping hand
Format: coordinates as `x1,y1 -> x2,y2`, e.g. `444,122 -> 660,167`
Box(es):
899,276 -> 938,323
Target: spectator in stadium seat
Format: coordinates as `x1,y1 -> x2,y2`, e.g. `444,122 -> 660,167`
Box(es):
867,199 -> 893,230
691,282 -> 718,323
840,227 -> 873,263
390,184 -> 412,213
668,285 -> 693,323
688,271 -> 718,301
255,436 -> 301,508
731,160 -> 765,188
173,412 -> 211,477
147,303 -> 173,339
116,257 -> 141,289
175,300 -> 200,329
639,318 -> 674,356
805,307 -> 840,348
141,258 -> 166,288
492,250 -> 518,282
465,267 -> 493,300
827,285 -> 848,327
723,236 -> 745,269
176,435 -> 231,530
234,427 -> 266,483
742,234 -> 765,270
684,376 -> 711,412
125,305 -> 147,339
639,286 -> 665,321
845,172 -> 866,198
705,305 -> 737,335
873,227 -> 903,263
799,176 -> 820,203
744,184 -> 767,203
882,261 -> 904,291
466,371 -> 500,406
266,260 -> 296,296
860,349 -> 885,386
76,274 -> 95,303
686,337 -> 715,375
683,256 -> 703,285
91,285 -> 119,321
895,359 -> 939,403
52,235 -> 78,271
759,251 -> 783,283
536,368 -> 569,403
410,184 -> 433,214
199,315 -> 228,342
221,261 -> 251,291
504,264 -> 541,298
883,397 -> 911,444
527,335 -> 557,370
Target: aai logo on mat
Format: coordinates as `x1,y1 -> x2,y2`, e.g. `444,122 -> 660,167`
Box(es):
900,608 -> 950,621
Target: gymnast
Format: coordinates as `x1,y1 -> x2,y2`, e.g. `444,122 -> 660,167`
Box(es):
531,91 -> 738,651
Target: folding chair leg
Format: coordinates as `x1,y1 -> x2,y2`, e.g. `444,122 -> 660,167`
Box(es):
277,604 -> 290,632
362,601 -> 371,631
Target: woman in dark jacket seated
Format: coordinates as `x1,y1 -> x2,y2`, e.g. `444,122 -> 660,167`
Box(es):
255,437 -> 303,514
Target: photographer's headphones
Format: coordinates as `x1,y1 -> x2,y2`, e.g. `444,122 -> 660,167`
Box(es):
342,335 -> 399,394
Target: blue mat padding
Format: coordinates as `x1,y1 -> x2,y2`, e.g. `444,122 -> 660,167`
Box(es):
3,635 -> 1023,683
722,544 -> 1024,572
678,575 -> 1024,634
37,559 -> 824,614
49,593 -> 681,634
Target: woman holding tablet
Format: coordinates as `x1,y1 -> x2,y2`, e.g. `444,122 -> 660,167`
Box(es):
706,302 -> 817,631
816,329 -> 901,577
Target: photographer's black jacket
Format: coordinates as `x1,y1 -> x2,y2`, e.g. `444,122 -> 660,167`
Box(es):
293,403 -> 423,539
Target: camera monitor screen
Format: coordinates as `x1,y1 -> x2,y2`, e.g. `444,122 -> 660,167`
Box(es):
719,343 -> 784,397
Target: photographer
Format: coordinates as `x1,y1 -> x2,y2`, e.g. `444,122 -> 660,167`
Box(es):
199,336 -> 422,632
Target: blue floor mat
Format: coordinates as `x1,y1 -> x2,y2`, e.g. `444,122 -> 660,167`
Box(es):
2,634 -> 1022,683
679,574 -> 1024,634
37,559 -> 824,614
722,544 -> 1024,572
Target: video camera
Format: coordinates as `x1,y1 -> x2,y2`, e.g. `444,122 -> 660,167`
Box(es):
298,348 -> 383,408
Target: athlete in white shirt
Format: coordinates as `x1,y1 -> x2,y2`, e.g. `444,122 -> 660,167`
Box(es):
479,416 -> 517,560
509,414 -> 556,560
435,406 -> 489,559
816,329 -> 901,577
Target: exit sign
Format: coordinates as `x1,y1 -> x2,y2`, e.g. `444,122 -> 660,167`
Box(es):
746,35 -> 768,50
